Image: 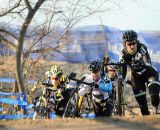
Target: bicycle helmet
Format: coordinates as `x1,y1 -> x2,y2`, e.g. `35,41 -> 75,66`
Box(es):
123,30 -> 138,42
88,60 -> 102,73
107,61 -> 117,71
50,65 -> 62,77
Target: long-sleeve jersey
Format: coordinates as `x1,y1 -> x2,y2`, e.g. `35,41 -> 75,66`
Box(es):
78,74 -> 109,100
121,42 -> 152,79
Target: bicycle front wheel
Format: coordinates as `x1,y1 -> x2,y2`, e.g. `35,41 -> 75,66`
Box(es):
33,96 -> 48,119
115,78 -> 125,116
62,93 -> 78,118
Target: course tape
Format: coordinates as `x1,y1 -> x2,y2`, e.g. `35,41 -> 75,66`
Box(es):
0,114 -> 33,120
0,98 -> 28,105
0,92 -> 27,96
27,104 -> 34,109
0,91 -> 57,120
0,112 -> 56,120
0,107 -> 3,111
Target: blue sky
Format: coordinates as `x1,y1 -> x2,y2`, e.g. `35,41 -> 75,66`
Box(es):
75,0 -> 160,31
0,0 -> 160,31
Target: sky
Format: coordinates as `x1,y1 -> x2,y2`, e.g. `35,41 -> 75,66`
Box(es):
0,0 -> 160,32
75,0 -> 160,31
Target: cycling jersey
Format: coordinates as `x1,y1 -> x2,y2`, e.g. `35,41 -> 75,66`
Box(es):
78,74 -> 109,100
121,42 -> 152,78
51,74 -> 67,88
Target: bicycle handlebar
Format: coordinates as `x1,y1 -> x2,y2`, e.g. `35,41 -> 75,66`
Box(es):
103,62 -> 126,66
68,77 -> 96,87
35,81 -> 53,87
103,60 -> 147,68
42,82 -> 53,87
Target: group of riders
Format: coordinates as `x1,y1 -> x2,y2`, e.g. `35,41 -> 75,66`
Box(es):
30,30 -> 160,118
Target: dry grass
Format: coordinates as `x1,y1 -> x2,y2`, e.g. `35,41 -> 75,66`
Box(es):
0,56 -> 88,79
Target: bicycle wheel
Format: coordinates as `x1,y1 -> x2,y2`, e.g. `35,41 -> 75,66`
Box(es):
115,78 -> 125,116
62,93 -> 78,118
79,94 -> 94,116
33,96 -> 48,119
121,83 -> 125,116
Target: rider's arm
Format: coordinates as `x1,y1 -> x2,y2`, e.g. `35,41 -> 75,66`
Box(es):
120,50 -> 128,79
30,80 -> 52,94
99,78 -> 113,93
140,44 -> 152,65
59,75 -> 68,86
30,82 -> 38,93
78,75 -> 92,96
121,62 -> 127,79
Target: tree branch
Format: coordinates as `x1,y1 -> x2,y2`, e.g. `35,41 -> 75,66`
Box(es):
0,35 -> 17,51
24,0 -> 33,11
0,28 -> 18,40
0,0 -> 23,17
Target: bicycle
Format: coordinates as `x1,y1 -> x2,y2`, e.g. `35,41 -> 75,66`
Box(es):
32,81 -> 65,119
62,73 -> 96,118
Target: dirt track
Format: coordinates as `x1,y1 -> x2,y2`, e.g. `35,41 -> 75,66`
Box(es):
0,115 -> 160,130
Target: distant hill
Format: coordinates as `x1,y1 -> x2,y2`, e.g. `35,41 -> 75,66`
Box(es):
0,25 -> 160,71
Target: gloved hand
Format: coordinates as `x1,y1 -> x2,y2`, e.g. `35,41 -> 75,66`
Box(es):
93,83 -> 99,89
68,72 -> 76,79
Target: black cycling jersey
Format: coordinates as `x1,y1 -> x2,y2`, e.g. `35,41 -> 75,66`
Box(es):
121,42 -> 152,79
120,42 -> 160,115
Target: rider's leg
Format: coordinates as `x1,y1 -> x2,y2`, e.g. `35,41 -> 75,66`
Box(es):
148,77 -> 160,114
92,101 -> 102,116
103,98 -> 113,116
135,94 -> 150,115
131,76 -> 150,115
144,66 -> 160,114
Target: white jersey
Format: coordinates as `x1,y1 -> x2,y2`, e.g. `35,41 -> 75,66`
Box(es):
78,74 -> 109,100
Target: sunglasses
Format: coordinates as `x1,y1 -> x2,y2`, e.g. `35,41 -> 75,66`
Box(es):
51,76 -> 59,80
108,69 -> 116,72
127,42 -> 137,46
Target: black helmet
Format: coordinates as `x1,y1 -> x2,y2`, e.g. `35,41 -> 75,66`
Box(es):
107,61 -> 117,70
123,30 -> 138,42
88,60 -> 102,73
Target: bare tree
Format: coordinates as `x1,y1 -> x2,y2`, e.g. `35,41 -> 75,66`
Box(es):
0,0 -> 119,93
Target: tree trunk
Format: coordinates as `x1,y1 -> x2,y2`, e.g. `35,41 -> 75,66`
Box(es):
16,0 -> 45,93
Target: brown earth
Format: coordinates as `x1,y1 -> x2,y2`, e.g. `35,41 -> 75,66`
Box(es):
0,115 -> 160,130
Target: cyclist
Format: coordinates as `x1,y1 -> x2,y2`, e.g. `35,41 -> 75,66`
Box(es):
121,30 -> 160,115
103,63 -> 119,115
78,60 -> 114,116
31,65 -> 69,116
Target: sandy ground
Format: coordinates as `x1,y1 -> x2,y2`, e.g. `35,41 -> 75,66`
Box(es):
0,115 -> 160,130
